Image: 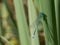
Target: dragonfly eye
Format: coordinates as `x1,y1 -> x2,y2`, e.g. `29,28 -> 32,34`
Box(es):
39,12 -> 44,17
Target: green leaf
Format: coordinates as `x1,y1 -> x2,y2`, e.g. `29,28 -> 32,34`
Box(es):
13,0 -> 30,45
28,0 -> 39,45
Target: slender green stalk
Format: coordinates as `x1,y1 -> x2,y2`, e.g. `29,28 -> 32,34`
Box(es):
54,0 -> 60,45
0,2 -> 3,45
13,0 -> 30,45
34,0 -> 41,12
34,0 -> 43,32
34,0 -> 43,15
28,0 -> 39,45
0,3 -> 2,38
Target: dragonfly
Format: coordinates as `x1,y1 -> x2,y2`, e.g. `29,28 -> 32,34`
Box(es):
32,12 -> 44,38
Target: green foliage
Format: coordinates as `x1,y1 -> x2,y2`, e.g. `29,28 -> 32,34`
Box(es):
1,0 -> 60,45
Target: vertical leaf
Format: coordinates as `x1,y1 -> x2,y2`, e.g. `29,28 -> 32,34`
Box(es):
28,0 -> 39,45
13,0 -> 30,45
54,0 -> 60,45
40,0 -> 58,45
0,2 -> 2,45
